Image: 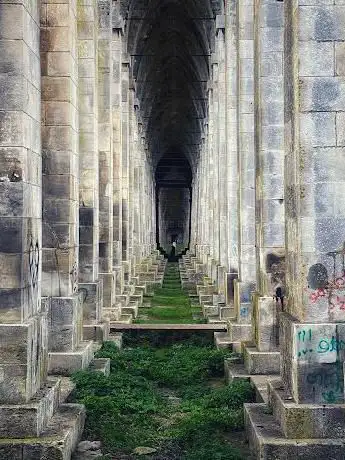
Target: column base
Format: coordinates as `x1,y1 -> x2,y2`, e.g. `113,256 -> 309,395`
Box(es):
243,344 -> 281,375
0,403 -> 85,460
83,321 -> 110,342
48,340 -> 94,376
244,403 -> 345,460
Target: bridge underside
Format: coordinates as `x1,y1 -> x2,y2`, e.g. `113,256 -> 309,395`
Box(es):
1,0 -> 345,458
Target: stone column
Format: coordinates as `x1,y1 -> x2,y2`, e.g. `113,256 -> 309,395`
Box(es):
121,53 -> 130,281
78,0 -> 107,342
281,0 -> 345,404
0,0 -> 47,419
245,2 -> 345,456
247,0 -> 285,373
236,0 -> 256,324
216,17 -> 228,288
112,27 -> 124,301
41,0 -> 93,374
225,0 -> 240,310
98,0 -> 116,316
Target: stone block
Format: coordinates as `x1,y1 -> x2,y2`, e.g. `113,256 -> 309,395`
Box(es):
49,340 -> 94,375
252,295 -> 279,352
0,378 -> 60,437
244,345 -> 281,375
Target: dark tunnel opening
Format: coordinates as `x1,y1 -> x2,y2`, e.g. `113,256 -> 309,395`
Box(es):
124,0 -> 219,252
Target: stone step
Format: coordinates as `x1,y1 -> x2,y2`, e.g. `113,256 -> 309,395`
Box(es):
228,321 -> 253,342
245,403 -> 345,459
89,358 -> 110,376
224,361 -> 276,403
59,377 -> 76,404
122,304 -> 139,318
268,379 -> 345,439
108,332 -> 123,349
48,341 -> 94,376
112,314 -> 133,324
244,345 -> 280,375
214,331 -> 233,350
219,306 -> 233,319
0,378 -> 61,437
0,404 -> 85,459
83,321 -> 109,342
203,305 -> 219,317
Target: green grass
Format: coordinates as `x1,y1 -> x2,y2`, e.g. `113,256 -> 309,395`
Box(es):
135,262 -> 202,324
71,341 -> 254,459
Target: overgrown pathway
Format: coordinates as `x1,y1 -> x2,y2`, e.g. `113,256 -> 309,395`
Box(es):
135,262 -> 204,324
72,333 -> 254,460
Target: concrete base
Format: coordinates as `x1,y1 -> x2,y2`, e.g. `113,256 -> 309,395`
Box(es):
83,321 -> 109,342
48,341 -> 94,376
0,378 -> 60,437
0,403 -> 85,460
89,358 -> 110,376
244,345 -> 280,375
244,403 -> 345,460
228,321 -> 253,342
268,379 -> 345,439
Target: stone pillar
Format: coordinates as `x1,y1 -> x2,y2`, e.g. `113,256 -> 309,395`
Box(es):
98,0 -> 116,317
236,0 -> 256,324
77,0 -> 107,342
0,0 -> 46,407
112,27 -> 124,301
41,0 -> 93,374
243,0 -> 285,374
225,0 -> 239,309
282,0 -> 345,404
216,18 -> 228,278
245,2 -> 345,457
121,53 -> 130,279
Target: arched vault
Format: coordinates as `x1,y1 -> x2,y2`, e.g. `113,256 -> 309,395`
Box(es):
119,0 -> 224,177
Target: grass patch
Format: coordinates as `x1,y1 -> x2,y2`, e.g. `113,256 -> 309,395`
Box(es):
135,262 -> 202,324
72,341 -> 254,459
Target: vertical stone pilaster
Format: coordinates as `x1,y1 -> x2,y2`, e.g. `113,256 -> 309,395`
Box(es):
121,53 -> 130,275
237,0 -> 256,318
98,0 -> 113,274
78,0 -> 99,284
282,0 -> 345,404
0,0 -> 47,404
225,0 -> 240,308
112,28 -> 123,284
41,0 -> 93,374
252,0 -> 285,353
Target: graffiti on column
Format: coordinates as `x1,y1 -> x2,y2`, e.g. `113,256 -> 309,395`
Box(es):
308,242 -> 345,315
29,236 -> 40,311
296,327 -> 344,403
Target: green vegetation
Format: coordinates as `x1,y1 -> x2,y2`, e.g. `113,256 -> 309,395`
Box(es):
135,262 -> 205,324
72,340 -> 254,459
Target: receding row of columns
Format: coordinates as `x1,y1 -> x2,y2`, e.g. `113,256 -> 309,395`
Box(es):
189,0 -> 345,455
0,1 -> 158,449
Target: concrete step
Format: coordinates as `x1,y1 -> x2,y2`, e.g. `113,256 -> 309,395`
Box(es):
245,403 -> 345,459
214,331 -> 233,350
83,321 -> 110,342
228,321 -> 253,342
59,377 -> 76,404
244,345 -> 280,375
112,314 -> 133,324
203,305 -> 219,317
48,340 -> 94,376
268,379 -> 345,439
89,358 -> 110,376
108,332 -> 123,349
0,404 -> 85,460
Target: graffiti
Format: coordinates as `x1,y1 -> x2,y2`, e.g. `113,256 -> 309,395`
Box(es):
240,306 -> 249,317
297,328 -> 345,356
70,261 -> 78,294
28,237 -> 40,310
297,328 -> 313,357
308,243 -> 345,315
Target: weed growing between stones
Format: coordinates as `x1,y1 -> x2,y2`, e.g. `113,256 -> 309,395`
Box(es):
135,262 -> 205,324
71,341 -> 254,459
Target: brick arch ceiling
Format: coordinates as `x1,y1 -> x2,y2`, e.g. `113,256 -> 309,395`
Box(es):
121,0 -> 223,180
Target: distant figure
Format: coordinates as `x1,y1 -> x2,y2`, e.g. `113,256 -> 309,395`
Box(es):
171,240 -> 177,258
